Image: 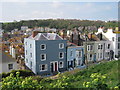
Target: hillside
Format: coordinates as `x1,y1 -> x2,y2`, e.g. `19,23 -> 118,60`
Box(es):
40,60 -> 119,88
1,60 -> 120,89
2,19 -> 118,32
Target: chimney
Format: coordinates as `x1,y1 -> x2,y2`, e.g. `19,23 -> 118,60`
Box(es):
71,33 -> 73,43
78,33 -> 80,46
90,33 -> 92,40
32,31 -> 39,37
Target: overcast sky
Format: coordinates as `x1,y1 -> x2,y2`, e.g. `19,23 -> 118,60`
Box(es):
1,1 -> 118,22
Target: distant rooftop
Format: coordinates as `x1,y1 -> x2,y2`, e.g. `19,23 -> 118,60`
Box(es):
28,33 -> 63,40
0,51 -> 16,63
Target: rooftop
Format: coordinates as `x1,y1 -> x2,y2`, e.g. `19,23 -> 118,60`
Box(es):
28,33 -> 63,40
0,51 -> 16,63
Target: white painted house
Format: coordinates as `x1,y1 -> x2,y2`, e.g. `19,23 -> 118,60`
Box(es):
96,28 -> 120,60
0,52 -> 18,73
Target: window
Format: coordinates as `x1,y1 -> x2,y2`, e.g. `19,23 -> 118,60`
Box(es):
79,51 -> 82,57
59,61 -> 64,68
8,64 -> 13,70
41,54 -> 46,61
90,45 -> 93,50
90,54 -> 92,60
59,43 -> 64,49
98,44 -> 102,49
100,53 -> 102,58
26,50 -> 27,55
98,45 -> 100,49
30,44 -> 32,48
87,45 -> 90,51
25,42 -> 27,45
118,37 -> 120,41
105,52 -> 109,57
70,50 -> 73,57
40,64 -> 47,71
107,44 -> 110,49
26,59 -> 28,63
30,61 -> 32,68
59,52 -> 64,59
40,44 -> 46,50
87,45 -> 92,51
101,45 -> 103,49
118,43 -> 120,49
30,53 -> 32,57
76,51 -> 82,57
98,53 -> 99,58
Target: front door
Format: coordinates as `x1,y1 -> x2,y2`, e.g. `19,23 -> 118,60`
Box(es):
50,61 -> 58,72
51,63 -> 54,72
55,62 -> 58,71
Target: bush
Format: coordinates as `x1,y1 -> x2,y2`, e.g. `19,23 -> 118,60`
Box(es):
1,72 -> 43,89
1,70 -> 34,78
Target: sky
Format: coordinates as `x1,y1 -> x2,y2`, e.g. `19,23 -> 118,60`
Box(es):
0,1 -> 119,22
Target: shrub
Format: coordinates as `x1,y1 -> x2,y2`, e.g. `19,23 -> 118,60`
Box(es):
1,70 -> 34,78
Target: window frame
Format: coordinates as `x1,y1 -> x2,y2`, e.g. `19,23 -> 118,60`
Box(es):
59,61 -> 64,68
30,44 -> 32,48
40,64 -> 47,71
40,44 -> 46,50
59,52 -> 64,59
59,43 -> 64,49
40,54 -> 46,61
8,64 -> 13,70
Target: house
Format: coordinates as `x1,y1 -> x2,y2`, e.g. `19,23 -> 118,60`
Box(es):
24,31 -> 67,75
0,51 -> 18,73
67,43 -> 85,70
96,27 -> 120,60
83,33 -> 113,62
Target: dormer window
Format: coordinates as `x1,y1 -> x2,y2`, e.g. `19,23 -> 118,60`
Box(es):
40,44 -> 46,50
59,43 -> 64,49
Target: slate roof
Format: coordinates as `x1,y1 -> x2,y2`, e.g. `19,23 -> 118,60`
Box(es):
0,51 -> 16,63
29,33 -> 63,40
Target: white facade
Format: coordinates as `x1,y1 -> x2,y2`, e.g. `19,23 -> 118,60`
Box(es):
96,28 -> 120,60
0,52 -> 18,74
9,46 -> 18,59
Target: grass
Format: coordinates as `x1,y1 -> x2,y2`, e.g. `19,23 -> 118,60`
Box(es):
40,60 -> 119,88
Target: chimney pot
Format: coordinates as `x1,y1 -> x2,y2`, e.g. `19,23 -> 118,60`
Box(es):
32,31 -> 39,37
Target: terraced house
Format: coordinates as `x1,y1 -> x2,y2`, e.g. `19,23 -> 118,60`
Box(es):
24,31 -> 67,75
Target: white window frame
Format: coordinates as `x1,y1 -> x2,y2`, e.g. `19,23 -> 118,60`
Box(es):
59,61 -> 64,68
59,52 -> 64,59
59,43 -> 64,49
40,44 -> 46,50
40,64 -> 47,71
87,45 -> 90,51
40,54 -> 46,61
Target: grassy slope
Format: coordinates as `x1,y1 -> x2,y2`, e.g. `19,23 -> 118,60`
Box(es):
41,60 -> 119,88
